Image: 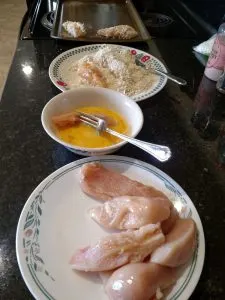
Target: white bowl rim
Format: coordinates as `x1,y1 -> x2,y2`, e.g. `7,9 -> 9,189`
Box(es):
41,87 -> 144,152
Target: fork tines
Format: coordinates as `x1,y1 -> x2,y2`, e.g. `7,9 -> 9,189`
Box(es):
75,111 -> 99,128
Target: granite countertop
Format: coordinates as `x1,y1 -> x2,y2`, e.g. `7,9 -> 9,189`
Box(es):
1,38 -> 225,299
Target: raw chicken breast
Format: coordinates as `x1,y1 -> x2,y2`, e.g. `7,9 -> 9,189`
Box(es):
99,271 -> 113,285
80,163 -> 169,201
161,206 -> 179,234
89,196 -> 171,230
150,219 -> 196,267
105,262 -> 177,300
70,223 -> 165,272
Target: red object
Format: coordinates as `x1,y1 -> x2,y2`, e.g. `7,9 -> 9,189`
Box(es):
141,55 -> 150,62
57,80 -> 67,87
131,49 -> 137,55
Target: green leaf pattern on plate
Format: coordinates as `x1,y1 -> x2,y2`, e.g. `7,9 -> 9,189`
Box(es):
23,192 -> 55,281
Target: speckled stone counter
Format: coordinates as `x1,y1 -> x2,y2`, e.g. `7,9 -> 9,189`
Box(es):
1,39 -> 225,299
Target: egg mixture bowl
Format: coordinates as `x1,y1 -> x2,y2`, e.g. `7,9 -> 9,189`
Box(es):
41,87 -> 144,156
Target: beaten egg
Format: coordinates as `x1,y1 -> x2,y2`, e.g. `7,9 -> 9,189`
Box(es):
54,106 -> 129,148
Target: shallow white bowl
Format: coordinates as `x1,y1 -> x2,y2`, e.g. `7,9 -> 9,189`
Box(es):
41,87 -> 144,156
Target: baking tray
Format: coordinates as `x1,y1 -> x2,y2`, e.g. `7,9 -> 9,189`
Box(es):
51,0 -> 150,42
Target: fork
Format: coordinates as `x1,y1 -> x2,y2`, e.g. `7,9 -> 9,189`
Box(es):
135,59 -> 187,86
76,111 -> 171,162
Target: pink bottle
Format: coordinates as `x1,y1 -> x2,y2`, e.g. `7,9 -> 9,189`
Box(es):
204,22 -> 225,81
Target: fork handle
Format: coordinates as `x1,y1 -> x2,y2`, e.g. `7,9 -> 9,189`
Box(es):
154,69 -> 187,86
106,128 -> 171,162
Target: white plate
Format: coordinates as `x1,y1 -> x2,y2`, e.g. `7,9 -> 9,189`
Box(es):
49,44 -> 168,102
16,156 -> 205,300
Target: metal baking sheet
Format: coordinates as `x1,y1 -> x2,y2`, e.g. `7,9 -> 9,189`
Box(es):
51,0 -> 150,42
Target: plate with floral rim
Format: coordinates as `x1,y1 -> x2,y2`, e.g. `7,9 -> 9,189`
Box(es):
48,44 -> 167,102
16,155 -> 205,300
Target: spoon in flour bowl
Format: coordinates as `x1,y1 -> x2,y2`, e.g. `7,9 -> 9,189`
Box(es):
76,111 -> 172,162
